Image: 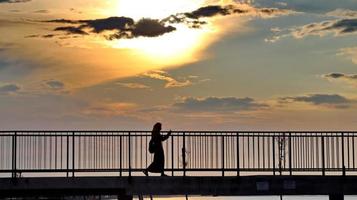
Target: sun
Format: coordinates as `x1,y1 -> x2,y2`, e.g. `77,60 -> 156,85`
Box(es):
114,0 -> 206,20
100,0 -> 222,67
99,0 -> 238,69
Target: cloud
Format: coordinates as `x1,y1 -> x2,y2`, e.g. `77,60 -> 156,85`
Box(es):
173,96 -> 268,112
45,80 -> 65,90
339,47 -> 357,64
143,70 -> 192,88
326,9 -> 357,19
253,0 -> 357,13
116,82 -> 150,89
291,19 -> 357,38
54,26 -> 88,35
323,72 -> 357,80
280,94 -> 352,109
48,17 -> 176,40
0,0 -> 30,3
163,3 -> 293,28
34,10 -> 49,14
0,84 -> 20,95
267,17 -> 357,42
322,73 -> 357,86
82,102 -> 137,117
108,18 -> 176,40
46,3 -> 291,39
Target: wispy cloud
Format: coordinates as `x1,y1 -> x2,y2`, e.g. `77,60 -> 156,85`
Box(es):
163,4 -> 292,28
293,19 -> 357,38
173,96 -> 269,112
326,9 -> 357,19
0,83 -> 20,95
45,80 -> 65,90
338,47 -> 357,64
279,94 -> 353,109
116,82 -> 150,89
322,72 -> 357,86
266,10 -> 357,42
82,102 -> 138,117
143,70 -> 193,88
0,0 -> 30,3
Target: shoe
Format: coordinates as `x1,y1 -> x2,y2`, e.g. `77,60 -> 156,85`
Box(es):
161,173 -> 168,177
143,170 -> 148,176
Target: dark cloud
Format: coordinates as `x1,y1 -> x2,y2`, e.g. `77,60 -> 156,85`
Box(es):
0,84 -> 20,94
268,18 -> 357,42
54,26 -> 88,35
322,73 -> 357,86
46,19 -> 79,24
323,72 -> 357,80
280,94 -> 352,108
34,10 -> 49,14
185,5 -> 239,19
46,4 -> 290,39
42,34 -> 55,38
108,18 -> 176,40
163,4 -> 291,28
45,80 -> 65,90
294,19 -> 357,38
49,17 -> 175,39
0,0 -> 30,3
80,17 -> 134,33
173,97 -> 268,112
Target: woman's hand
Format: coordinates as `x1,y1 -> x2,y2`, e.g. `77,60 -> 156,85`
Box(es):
168,130 -> 172,136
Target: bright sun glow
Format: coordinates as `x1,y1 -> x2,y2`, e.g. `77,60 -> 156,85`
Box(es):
104,0 -> 221,67
115,0 -> 206,20
108,24 -> 216,67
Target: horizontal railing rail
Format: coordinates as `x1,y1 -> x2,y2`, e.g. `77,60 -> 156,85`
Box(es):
0,131 -> 356,177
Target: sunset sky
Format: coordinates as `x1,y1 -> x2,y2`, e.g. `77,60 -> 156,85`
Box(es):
0,0 -> 357,130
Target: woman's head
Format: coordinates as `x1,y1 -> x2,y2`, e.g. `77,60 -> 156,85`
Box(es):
152,122 -> 161,132
152,122 -> 162,135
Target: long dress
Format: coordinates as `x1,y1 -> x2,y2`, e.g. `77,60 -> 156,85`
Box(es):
147,133 -> 169,173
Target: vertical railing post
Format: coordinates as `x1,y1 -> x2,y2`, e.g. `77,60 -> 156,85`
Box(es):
12,132 -> 17,178
341,132 -> 345,176
119,135 -> 122,177
273,135 -> 276,175
128,132 -> 131,178
222,135 -> 225,177
289,132 -> 292,176
72,131 -> 75,177
66,133 -> 69,177
183,132 -> 186,177
171,134 -> 174,176
321,135 -> 325,176
236,132 -> 240,176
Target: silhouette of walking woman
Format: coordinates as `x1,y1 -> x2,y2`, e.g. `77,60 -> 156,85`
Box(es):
143,122 -> 171,176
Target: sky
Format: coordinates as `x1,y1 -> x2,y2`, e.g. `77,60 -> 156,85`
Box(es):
0,0 -> 357,130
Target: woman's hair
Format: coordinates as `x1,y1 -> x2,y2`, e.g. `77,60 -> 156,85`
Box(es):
152,122 -> 162,136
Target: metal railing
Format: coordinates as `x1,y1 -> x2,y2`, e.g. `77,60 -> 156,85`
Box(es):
0,131 -> 356,177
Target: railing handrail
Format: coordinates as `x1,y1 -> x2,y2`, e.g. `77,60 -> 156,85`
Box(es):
0,130 -> 356,133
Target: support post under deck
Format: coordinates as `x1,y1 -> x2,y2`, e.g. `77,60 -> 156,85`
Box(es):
329,194 -> 344,200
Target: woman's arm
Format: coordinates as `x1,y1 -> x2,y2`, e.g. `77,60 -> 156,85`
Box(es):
161,130 -> 172,141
